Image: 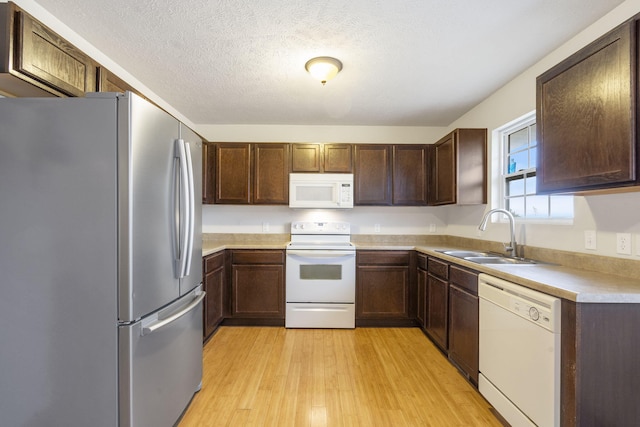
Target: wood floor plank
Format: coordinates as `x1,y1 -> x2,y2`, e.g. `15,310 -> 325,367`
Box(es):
179,327 -> 503,427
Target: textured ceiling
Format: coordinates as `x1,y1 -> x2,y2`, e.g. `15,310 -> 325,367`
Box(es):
32,0 -> 624,126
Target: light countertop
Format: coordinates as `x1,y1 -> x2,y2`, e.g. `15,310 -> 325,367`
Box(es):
202,235 -> 640,304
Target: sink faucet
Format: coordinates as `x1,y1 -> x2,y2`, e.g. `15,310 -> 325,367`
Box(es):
478,208 -> 517,258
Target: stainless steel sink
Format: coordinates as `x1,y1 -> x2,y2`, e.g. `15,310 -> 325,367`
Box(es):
436,249 -> 540,265
463,256 -> 537,265
439,250 -> 495,258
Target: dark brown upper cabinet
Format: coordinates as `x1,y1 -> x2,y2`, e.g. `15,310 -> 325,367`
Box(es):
253,143 -> 290,204
429,128 -> 487,206
213,143 -> 289,205
354,144 -> 393,205
215,143 -> 252,204
537,18 -> 639,194
393,145 -> 428,205
96,66 -> 137,94
0,2 -> 96,97
291,143 -> 353,173
202,142 -> 216,204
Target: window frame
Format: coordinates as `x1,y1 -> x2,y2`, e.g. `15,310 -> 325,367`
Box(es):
494,111 -> 573,224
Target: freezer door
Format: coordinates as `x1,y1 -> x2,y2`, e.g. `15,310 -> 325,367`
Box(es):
119,286 -> 204,427
0,96 -> 119,427
118,93 -> 182,322
178,123 -> 203,295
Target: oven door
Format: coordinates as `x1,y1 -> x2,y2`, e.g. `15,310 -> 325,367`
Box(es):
285,249 -> 356,303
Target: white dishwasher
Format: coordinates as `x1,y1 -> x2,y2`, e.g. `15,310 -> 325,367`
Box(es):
478,274 -> 561,427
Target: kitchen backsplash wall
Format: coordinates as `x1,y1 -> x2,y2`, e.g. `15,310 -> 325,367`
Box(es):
202,205 -> 448,236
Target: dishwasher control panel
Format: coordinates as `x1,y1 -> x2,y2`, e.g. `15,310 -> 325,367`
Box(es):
478,273 -> 561,333
511,299 -> 553,330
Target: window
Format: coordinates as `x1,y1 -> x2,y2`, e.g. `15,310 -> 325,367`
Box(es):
500,113 -> 573,219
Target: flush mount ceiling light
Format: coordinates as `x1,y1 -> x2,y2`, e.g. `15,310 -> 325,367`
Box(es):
305,56 -> 343,85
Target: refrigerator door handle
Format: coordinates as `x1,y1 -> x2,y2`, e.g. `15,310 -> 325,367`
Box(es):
183,141 -> 195,278
142,291 -> 205,335
175,139 -> 191,279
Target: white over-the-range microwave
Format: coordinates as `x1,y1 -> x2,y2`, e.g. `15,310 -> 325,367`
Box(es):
289,173 -> 354,209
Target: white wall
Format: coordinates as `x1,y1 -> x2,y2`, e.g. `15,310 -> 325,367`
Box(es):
446,0 -> 640,258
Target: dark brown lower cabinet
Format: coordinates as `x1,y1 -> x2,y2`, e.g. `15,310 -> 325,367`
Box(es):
203,251 -> 225,341
229,250 -> 284,325
561,301 -> 640,427
426,257 -> 449,351
416,254 -> 428,329
447,265 -> 479,384
356,250 -> 415,326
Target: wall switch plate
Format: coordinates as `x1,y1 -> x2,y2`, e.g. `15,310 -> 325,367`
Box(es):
616,233 -> 631,255
584,230 -> 597,250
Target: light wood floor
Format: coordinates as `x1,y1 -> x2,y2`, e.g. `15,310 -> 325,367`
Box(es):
178,327 -> 503,427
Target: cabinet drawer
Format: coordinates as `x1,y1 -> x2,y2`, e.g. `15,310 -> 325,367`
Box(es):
357,250 -> 410,266
428,257 -> 449,279
449,265 -> 478,295
417,253 -> 427,270
204,251 -> 224,272
232,250 -> 284,265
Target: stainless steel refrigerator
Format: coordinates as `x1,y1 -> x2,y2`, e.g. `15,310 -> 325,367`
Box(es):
0,92 -> 204,427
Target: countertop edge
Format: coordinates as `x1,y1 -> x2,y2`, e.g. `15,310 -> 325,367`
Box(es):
202,239 -> 640,303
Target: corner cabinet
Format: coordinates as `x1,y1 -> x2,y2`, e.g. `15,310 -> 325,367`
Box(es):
429,128 -> 487,206
0,2 -> 97,97
537,19 -> 639,194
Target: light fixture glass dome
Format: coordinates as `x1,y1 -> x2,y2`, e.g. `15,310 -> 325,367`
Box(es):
305,57 -> 343,85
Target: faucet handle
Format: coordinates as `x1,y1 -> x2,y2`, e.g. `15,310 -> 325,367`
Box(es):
502,242 -> 517,257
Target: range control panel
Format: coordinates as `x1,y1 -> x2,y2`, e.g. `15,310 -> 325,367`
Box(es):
290,221 -> 350,235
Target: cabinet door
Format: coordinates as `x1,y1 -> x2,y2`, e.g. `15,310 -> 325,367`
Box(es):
537,21 -> 636,193
354,145 -> 392,205
231,264 -> 284,318
253,143 -> 289,204
291,143 -> 322,172
203,252 -> 225,340
324,144 -> 353,172
393,145 -> 428,205
215,143 -> 251,204
417,267 -> 428,329
356,265 -> 409,319
14,9 -> 96,97
202,142 -> 216,204
426,273 -> 448,351
431,133 -> 456,205
96,66 -> 136,94
448,284 -> 479,384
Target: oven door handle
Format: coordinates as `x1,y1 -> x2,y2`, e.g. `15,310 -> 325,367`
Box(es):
286,250 -> 356,258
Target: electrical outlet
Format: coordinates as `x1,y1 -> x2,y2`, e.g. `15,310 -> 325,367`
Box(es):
429,224 -> 437,233
616,233 -> 631,255
584,230 -> 597,250
262,222 -> 269,233
374,224 -> 381,233
637,235 -> 640,256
